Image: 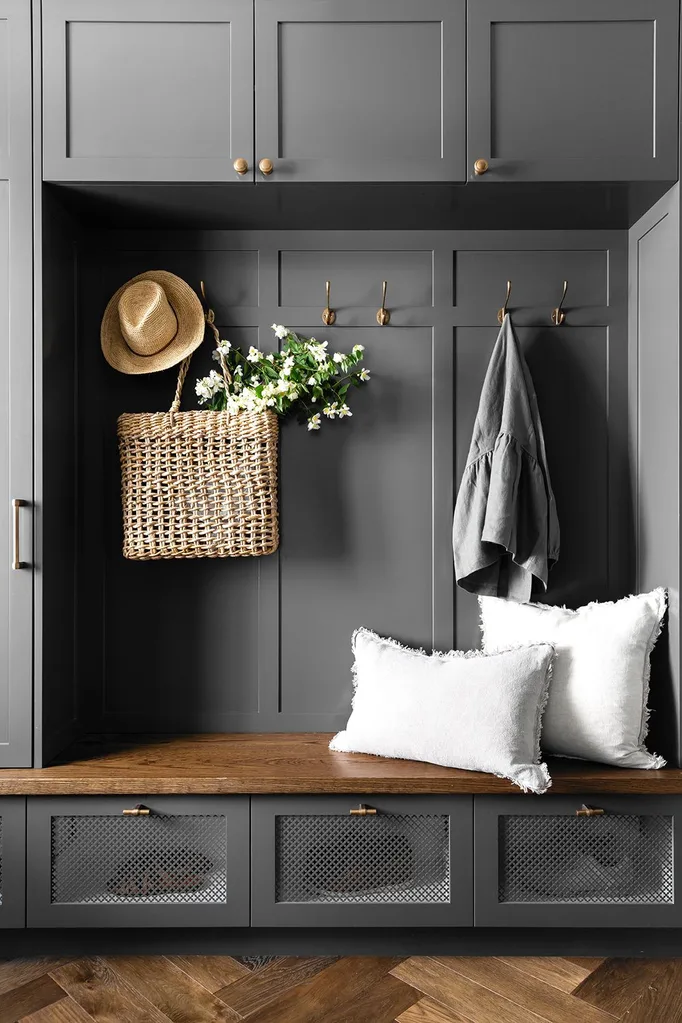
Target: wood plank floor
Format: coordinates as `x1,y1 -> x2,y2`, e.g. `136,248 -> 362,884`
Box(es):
0,954 -> 680,1023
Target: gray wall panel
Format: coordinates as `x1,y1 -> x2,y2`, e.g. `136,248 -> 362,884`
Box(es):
629,185 -> 680,766
68,229 -> 632,736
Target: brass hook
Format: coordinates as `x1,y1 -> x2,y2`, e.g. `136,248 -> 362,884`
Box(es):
322,280 -> 336,325
497,280 -> 512,325
551,280 -> 568,325
376,280 -> 390,326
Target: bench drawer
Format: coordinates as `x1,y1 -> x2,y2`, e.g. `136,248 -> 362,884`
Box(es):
251,795 -> 473,927
27,796 -> 249,927
474,795 -> 682,927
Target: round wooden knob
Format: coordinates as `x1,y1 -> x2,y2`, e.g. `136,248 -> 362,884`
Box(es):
473,158 -> 489,176
259,158 -> 274,176
233,157 -> 248,176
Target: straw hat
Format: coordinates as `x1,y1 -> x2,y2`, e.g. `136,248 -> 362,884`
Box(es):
101,270 -> 205,374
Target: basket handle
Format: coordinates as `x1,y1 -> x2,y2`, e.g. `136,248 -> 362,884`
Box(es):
168,297 -> 232,421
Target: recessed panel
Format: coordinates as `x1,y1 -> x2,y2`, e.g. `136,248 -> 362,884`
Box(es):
66,21 -> 232,159
102,327 -> 261,726
454,250 -> 608,317
0,186 -> 8,744
279,250 -> 433,308
491,21 -> 654,161
455,326 -> 609,649
278,22 -> 443,159
0,21 -> 7,175
279,326 -> 433,716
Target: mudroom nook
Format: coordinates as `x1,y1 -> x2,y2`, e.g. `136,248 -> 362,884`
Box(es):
1,0 -> 682,969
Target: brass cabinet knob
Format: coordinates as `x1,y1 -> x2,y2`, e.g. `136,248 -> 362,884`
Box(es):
259,158 -> 274,176
233,157 -> 249,176
473,158 -> 489,176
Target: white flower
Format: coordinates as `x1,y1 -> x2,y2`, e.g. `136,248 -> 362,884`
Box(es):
276,380 -> 290,394
195,370 -> 225,402
307,376 -> 317,387
271,324 -> 288,340
323,403 -> 338,418
251,376 -> 260,387
195,377 -> 212,402
216,338 -> 231,355
266,353 -> 275,362
307,413 -> 321,432
352,344 -> 365,353
266,397 -> 276,407
234,364 -> 243,376
359,368 -> 370,381
333,352 -> 345,364
310,340 -> 328,363
337,403 -> 353,418
282,355 -> 295,376
247,346 -> 262,362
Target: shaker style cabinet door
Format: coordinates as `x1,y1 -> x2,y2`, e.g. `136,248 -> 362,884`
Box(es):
467,0 -> 679,182
255,0 -> 465,183
42,0 -> 254,182
27,796 -> 250,927
475,796 -> 682,927
0,0 -> 32,767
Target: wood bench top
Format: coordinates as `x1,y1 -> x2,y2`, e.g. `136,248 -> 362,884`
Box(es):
0,734 -> 681,796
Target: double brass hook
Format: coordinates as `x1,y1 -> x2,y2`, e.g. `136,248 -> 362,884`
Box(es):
551,281 -> 568,325
376,280 -> 390,326
497,281 -> 511,324
321,280 -> 336,325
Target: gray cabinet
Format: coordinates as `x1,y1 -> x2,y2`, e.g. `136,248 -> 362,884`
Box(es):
0,0 -> 32,768
26,796 -> 250,927
467,0 -> 679,182
0,798 -> 26,927
475,796 -> 682,927
251,795 -> 473,927
255,0 -> 465,183
42,0 -> 254,182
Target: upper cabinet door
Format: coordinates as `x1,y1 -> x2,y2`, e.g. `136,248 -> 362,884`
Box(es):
0,0 -> 32,766
42,0 -> 254,182
468,0 -> 679,182
255,0 -> 465,183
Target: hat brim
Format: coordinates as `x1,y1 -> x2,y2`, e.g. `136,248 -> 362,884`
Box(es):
101,270 -> 206,375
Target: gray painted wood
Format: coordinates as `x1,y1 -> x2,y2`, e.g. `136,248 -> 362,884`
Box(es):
27,795 -> 250,927
468,0 -> 679,182
0,0 -> 32,768
0,798 -> 26,927
628,185 -> 680,767
474,795 -> 682,927
255,0 -> 465,183
42,0 -> 254,182
251,795 -> 473,927
65,229 -> 632,736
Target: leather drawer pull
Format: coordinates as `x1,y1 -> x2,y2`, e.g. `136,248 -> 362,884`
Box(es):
576,804 -> 605,816
122,804 -> 151,816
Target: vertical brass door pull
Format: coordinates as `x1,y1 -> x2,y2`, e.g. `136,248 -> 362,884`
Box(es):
12,499 -> 26,570
376,281 -> 390,326
322,280 -> 336,325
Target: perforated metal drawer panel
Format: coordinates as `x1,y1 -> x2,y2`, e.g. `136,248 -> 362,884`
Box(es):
275,814 -> 450,904
499,814 -> 673,905
51,814 -> 228,905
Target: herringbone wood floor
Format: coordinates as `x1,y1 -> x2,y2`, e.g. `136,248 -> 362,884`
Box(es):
0,954 -> 680,1023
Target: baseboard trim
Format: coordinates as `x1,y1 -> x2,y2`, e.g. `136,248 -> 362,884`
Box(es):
2,927 -> 682,958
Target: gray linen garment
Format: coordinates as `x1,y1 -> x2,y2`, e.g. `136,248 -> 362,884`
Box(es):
453,314 -> 559,601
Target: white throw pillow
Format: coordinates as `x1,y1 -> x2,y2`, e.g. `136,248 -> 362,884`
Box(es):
479,589 -> 667,769
330,628 -> 555,794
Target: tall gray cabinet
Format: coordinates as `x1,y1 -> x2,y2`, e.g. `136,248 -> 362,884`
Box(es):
0,0 -> 32,768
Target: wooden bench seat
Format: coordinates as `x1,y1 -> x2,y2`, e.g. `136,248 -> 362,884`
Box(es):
0,733 -> 680,795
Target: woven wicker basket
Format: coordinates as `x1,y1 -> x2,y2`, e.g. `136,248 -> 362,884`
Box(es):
117,357 -> 279,560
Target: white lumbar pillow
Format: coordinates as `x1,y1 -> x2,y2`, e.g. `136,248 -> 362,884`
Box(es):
479,589 -> 667,769
330,628 -> 555,794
